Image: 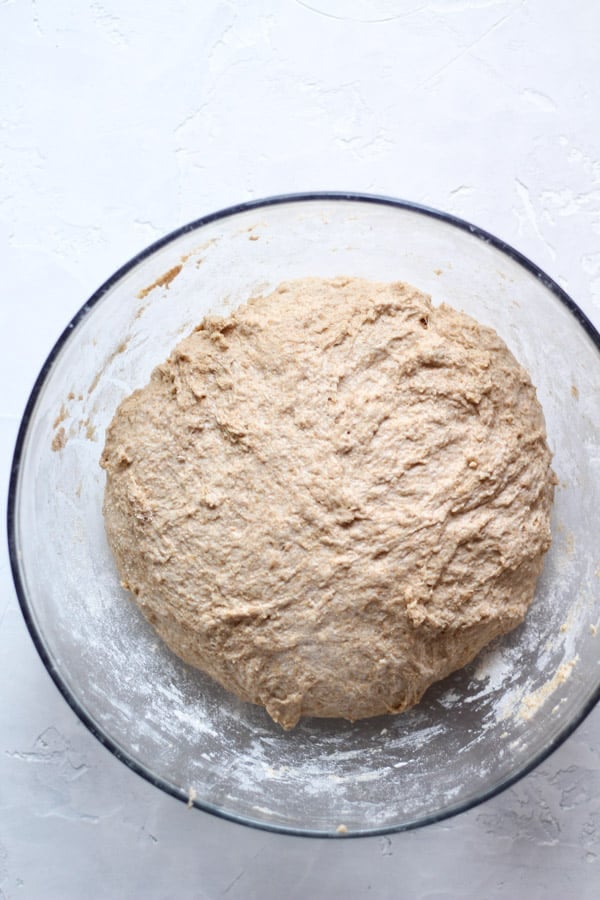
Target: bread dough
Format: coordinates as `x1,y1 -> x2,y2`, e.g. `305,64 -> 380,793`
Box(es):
101,278 -> 555,729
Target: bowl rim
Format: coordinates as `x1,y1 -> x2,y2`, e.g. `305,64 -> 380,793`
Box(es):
7,191 -> 600,839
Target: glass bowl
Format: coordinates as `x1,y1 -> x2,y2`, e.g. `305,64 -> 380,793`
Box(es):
8,193 -> 600,837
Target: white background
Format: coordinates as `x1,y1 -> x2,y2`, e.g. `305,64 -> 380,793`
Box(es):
1,1 -> 599,897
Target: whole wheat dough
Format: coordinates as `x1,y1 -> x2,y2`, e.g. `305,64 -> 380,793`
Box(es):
101,278 -> 555,729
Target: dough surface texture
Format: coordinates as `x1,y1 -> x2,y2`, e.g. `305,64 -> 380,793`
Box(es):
101,278 -> 555,729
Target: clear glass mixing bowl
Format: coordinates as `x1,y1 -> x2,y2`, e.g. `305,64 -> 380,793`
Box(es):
8,194 -> 600,837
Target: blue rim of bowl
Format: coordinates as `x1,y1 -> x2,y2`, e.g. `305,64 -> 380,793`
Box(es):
7,191 -> 600,838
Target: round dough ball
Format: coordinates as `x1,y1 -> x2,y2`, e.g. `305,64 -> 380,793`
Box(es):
101,278 -> 555,729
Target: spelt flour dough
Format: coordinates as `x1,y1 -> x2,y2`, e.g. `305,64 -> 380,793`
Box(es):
101,278 -> 555,729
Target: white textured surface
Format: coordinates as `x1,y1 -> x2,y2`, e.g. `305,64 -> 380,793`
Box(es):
1,1 -> 599,897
